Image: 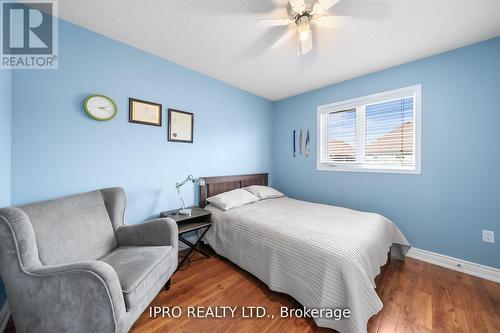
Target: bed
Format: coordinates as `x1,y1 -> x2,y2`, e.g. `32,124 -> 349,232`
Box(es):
198,173 -> 410,333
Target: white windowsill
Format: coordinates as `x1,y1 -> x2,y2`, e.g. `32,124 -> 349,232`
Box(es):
317,163 -> 421,175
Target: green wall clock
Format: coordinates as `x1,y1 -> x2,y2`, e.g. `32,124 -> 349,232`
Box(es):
83,95 -> 118,121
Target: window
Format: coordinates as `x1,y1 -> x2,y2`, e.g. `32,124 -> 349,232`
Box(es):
317,85 -> 421,174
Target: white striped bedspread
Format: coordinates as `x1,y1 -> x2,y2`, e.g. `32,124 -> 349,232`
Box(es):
204,197 -> 410,333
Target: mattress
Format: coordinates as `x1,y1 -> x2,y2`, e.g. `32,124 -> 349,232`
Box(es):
204,197 -> 410,333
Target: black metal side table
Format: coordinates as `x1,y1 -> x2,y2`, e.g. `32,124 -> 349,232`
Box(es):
160,206 -> 212,269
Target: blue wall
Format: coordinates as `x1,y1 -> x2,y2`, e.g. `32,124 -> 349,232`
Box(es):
0,69 -> 11,208
0,68 -> 11,310
10,20 -> 273,223
272,37 -> 500,268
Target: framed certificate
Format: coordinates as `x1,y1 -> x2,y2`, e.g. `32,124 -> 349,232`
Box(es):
129,98 -> 162,126
168,109 -> 194,143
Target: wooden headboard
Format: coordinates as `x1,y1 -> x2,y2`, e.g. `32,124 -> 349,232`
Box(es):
198,173 -> 268,208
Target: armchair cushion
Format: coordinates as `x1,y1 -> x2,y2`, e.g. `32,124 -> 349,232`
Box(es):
99,245 -> 176,310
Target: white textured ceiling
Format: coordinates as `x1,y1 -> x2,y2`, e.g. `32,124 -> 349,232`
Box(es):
58,0 -> 500,101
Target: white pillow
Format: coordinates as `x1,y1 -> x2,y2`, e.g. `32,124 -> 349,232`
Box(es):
243,185 -> 284,200
207,188 -> 260,211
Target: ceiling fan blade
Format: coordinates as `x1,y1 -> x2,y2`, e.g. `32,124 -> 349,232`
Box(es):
271,26 -> 297,49
315,0 -> 340,10
257,18 -> 293,27
289,0 -> 305,13
313,15 -> 352,29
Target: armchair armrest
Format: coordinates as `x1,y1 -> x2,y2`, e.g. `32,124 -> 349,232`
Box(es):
116,217 -> 178,248
26,261 -> 125,332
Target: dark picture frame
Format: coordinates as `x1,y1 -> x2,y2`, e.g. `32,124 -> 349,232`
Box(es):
129,98 -> 162,126
168,109 -> 194,143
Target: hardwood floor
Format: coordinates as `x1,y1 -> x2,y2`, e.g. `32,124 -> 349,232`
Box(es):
4,249 -> 500,333
129,250 -> 500,333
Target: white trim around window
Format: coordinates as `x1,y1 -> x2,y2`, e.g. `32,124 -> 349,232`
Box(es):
317,85 -> 422,174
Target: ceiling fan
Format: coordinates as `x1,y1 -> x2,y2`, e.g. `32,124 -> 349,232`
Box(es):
257,0 -> 347,55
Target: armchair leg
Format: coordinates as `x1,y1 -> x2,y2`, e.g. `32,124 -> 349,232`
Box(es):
165,278 -> 171,290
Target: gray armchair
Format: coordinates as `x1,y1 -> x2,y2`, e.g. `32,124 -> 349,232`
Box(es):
0,188 -> 178,333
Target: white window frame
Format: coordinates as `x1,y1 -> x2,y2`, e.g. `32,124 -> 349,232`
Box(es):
317,85 -> 421,174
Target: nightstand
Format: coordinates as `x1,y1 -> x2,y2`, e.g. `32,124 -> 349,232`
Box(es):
160,206 -> 212,269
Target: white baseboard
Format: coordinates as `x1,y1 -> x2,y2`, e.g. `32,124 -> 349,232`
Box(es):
0,302 -> 10,333
406,247 -> 500,283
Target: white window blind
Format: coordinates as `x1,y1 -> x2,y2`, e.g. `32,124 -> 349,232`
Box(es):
317,85 -> 421,174
365,98 -> 414,168
326,109 -> 356,162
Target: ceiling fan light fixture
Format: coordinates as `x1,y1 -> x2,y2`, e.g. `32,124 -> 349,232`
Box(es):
297,30 -> 312,55
298,21 -> 311,41
296,14 -> 312,55
298,39 -> 312,55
